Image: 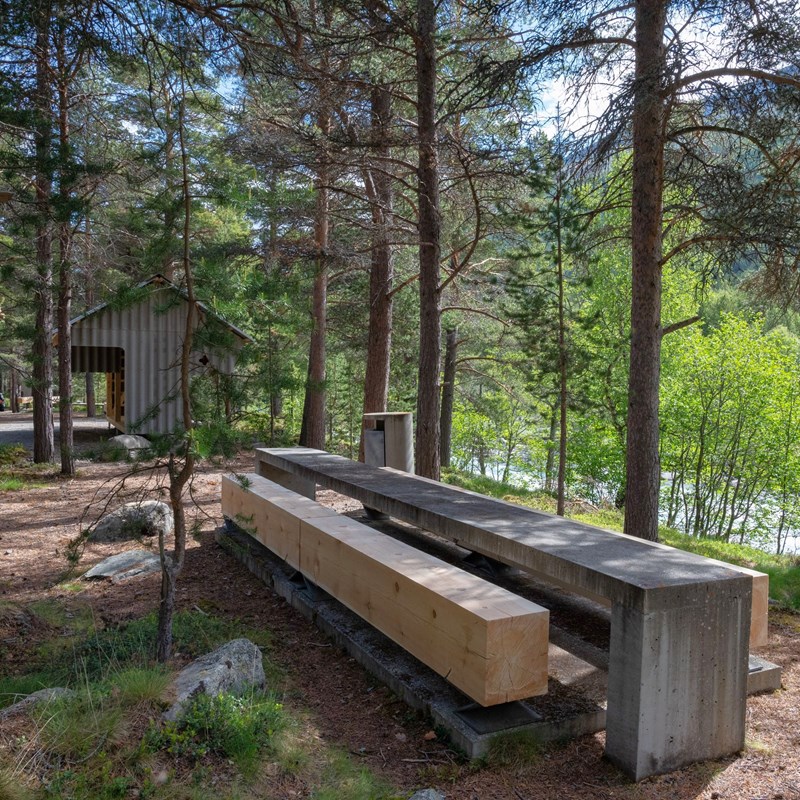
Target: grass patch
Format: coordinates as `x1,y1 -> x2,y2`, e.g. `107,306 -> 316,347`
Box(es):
0,766 -> 34,800
2,607 -> 398,800
443,469 -> 800,610
310,749 -> 399,800
0,444 -> 27,467
485,730 -> 545,771
0,443 -> 58,489
72,610 -> 272,682
0,672 -> 63,709
105,666 -> 171,708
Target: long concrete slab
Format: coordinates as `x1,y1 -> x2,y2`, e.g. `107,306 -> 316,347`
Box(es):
255,447 -> 755,780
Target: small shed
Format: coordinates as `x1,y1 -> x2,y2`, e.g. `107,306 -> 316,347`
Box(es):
67,275 -> 251,435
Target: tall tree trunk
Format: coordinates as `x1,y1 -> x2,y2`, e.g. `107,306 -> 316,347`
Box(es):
415,0 -> 442,479
623,0 -> 667,542
544,404 -> 558,492
439,327 -> 458,468
299,106 -> 330,450
84,223 -> 96,417
56,31 -> 74,477
555,162 -> 567,516
32,0 -> 54,464
359,54 -> 394,461
10,368 -> 19,413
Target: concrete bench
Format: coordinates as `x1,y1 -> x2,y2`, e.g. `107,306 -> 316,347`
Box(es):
254,446 -> 767,780
221,473 -> 550,707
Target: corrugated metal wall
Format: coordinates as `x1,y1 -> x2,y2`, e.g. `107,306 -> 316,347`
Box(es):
71,288 -> 239,435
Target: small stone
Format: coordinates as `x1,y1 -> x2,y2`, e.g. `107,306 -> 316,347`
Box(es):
0,687 -> 74,720
409,791 -> 445,800
423,730 -> 437,741
83,550 -> 165,583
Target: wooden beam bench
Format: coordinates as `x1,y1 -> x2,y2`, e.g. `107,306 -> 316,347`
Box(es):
221,473 -> 549,707
254,447 -> 764,780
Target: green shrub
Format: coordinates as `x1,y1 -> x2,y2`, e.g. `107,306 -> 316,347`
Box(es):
0,444 -> 27,468
82,442 -> 128,463
147,692 -> 286,772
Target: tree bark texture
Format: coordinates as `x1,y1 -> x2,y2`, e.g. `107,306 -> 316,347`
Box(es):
359,71 -> 394,460
415,0 -> 442,480
544,405 -> 558,492
623,0 -> 667,542
299,107 -> 330,450
555,166 -> 567,517
439,327 -> 458,468
57,37 -> 74,477
10,368 -> 19,413
32,0 -> 54,464
84,226 -> 96,416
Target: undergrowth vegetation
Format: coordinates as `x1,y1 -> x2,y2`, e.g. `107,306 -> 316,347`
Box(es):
0,607 -> 403,800
444,469 -> 800,610
0,444 -> 48,491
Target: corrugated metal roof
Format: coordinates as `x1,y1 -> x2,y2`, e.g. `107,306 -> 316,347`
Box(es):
69,274 -> 253,343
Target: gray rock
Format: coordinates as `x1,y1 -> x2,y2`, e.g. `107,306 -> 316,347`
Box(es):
0,687 -> 74,720
83,549 -> 164,582
409,791 -> 445,800
163,638 -> 265,722
89,501 -> 173,542
109,434 -> 151,452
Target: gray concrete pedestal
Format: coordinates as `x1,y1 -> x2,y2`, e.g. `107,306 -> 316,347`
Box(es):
605,579 -> 751,780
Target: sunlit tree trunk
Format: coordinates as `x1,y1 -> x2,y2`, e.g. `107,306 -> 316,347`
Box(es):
623,0 -> 667,542
439,327 -> 458,469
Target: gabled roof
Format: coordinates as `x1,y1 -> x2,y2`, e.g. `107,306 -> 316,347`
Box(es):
68,274 -> 253,343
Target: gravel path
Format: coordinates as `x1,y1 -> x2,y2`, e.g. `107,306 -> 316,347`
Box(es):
0,411 -> 112,451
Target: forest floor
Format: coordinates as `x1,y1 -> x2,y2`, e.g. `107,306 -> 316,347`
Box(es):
0,414 -> 799,799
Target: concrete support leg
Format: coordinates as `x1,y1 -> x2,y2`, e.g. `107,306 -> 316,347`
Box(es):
256,460 -> 316,500
604,577 -> 751,780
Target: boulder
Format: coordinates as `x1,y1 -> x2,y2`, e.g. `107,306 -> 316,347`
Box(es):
83,549 -> 164,582
163,638 -> 265,722
89,501 -> 173,542
108,434 -> 151,452
409,791 -> 445,800
0,687 -> 74,720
